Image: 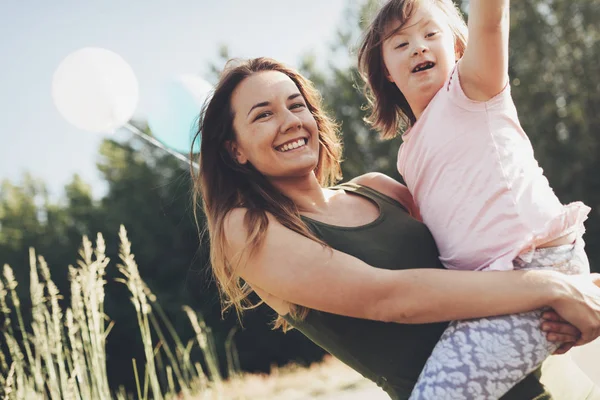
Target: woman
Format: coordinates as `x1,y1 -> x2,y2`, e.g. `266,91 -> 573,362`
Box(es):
191,57 -> 600,399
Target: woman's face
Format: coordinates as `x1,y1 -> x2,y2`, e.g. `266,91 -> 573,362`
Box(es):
229,71 -> 320,181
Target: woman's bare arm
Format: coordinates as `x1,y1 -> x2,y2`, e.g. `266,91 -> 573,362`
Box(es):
224,206 -> 600,344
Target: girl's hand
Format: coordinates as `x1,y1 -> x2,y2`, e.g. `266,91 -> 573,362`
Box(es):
541,310 -> 580,355
550,273 -> 600,346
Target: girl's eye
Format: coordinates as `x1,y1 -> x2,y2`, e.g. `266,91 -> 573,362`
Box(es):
395,42 -> 408,49
426,31 -> 439,38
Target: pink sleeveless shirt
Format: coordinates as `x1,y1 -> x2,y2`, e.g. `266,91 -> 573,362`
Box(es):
397,65 -> 590,271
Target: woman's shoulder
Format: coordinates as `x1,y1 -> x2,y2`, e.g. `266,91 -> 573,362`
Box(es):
349,173 -> 406,201
349,173 -> 419,218
223,207 -> 276,245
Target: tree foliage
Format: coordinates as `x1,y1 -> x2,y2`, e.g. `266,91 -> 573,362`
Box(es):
1,0 -> 598,393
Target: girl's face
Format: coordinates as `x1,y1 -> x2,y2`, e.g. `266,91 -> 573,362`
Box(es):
382,3 -> 458,118
229,71 -> 320,181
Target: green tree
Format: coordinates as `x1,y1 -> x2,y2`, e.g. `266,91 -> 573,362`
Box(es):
508,0 -> 600,270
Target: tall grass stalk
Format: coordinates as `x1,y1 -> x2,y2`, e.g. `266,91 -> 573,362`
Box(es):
29,249 -> 62,400
117,226 -> 163,400
77,235 -> 111,398
3,264 -> 44,393
38,254 -> 70,399
2,362 -> 15,400
0,226 -> 227,399
0,277 -> 13,376
182,306 -> 222,386
225,327 -> 241,379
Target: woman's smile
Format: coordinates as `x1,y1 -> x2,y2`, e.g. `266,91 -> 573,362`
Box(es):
230,70 -> 321,178
275,137 -> 309,152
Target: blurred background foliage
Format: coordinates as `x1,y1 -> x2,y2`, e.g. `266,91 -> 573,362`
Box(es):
1,0 -> 598,393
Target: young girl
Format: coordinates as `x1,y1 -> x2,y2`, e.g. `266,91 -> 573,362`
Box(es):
358,0 -> 591,398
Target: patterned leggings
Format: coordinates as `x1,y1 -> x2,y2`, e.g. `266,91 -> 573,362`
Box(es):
409,237 -> 590,400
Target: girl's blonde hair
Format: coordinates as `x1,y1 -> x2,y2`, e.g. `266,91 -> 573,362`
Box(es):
358,0 -> 468,139
191,57 -> 343,331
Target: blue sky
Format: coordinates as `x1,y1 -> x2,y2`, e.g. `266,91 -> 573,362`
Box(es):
0,0 -> 347,199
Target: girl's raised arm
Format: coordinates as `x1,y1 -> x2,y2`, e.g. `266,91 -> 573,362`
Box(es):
459,0 -> 510,101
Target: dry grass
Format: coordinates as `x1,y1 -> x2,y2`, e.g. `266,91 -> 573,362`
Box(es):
2,227 -> 598,400
211,356 -> 375,400
0,226 -> 377,400
0,227 -> 223,400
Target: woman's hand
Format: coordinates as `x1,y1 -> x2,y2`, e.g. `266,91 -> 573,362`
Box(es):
549,273 -> 600,346
541,310 -> 581,355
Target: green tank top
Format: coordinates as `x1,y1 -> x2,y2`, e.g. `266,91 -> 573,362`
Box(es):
282,182 -> 556,399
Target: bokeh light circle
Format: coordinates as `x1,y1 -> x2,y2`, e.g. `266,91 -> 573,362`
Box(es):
52,47 -> 139,133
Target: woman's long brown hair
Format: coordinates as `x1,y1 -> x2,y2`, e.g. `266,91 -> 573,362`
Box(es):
191,57 -> 343,330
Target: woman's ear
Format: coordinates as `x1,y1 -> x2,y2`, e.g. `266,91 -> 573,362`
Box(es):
225,140 -> 248,164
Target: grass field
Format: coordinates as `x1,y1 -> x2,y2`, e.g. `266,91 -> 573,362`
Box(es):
1,228 -> 598,399
213,341 -> 600,400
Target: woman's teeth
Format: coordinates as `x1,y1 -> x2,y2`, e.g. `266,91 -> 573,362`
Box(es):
278,138 -> 306,152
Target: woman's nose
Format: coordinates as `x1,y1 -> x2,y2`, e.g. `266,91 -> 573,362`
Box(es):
280,110 -> 302,133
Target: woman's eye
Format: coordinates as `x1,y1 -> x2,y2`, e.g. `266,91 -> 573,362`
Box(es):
254,111 -> 271,121
290,103 -> 306,110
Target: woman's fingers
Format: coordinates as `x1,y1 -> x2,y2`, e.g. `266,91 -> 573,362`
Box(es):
542,320 -> 581,342
552,342 -> 574,355
542,310 -> 566,322
546,332 -> 577,343
543,319 -> 580,354
542,321 -> 581,342
551,274 -> 600,346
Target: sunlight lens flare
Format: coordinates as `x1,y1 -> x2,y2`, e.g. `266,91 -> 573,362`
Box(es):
148,74 -> 213,154
52,47 -> 139,134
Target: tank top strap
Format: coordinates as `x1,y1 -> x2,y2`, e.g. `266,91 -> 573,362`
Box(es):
332,182 -> 408,214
